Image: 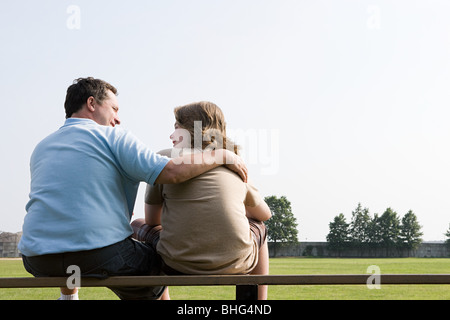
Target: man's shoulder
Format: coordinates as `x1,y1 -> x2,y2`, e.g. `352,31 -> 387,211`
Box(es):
157,148 -> 174,158
32,121 -> 128,157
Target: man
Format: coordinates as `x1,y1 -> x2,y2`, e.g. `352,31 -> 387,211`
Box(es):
18,77 -> 247,300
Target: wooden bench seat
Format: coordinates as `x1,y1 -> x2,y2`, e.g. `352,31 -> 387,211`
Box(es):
1,274 -> 449,300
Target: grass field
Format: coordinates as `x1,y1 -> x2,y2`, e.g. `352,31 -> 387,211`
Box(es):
0,258 -> 449,300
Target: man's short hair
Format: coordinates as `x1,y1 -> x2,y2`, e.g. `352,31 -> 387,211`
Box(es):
64,77 -> 118,119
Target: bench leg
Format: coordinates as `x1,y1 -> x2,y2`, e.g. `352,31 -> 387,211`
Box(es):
236,284 -> 258,300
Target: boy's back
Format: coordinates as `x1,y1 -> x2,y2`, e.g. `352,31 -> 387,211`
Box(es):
146,154 -> 262,274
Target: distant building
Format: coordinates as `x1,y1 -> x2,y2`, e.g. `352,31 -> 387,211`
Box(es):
0,232 -> 22,258
269,241 -> 450,258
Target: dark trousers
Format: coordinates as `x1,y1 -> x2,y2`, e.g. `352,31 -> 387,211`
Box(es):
22,237 -> 166,300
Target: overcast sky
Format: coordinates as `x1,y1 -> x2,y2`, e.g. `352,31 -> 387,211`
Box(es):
1,0 -> 450,241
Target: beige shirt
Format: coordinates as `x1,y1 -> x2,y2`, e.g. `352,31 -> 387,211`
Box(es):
145,149 -> 262,275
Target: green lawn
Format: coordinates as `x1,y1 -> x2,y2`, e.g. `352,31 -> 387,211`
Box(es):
0,258 -> 449,300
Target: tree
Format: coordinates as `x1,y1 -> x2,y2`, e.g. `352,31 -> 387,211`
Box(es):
349,203 -> 371,246
379,207 -> 401,256
264,195 -> 298,255
326,213 -> 350,256
445,224 -> 450,250
368,213 -> 383,247
399,210 -> 423,255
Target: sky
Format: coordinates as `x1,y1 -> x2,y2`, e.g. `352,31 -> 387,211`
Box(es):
1,0 -> 450,241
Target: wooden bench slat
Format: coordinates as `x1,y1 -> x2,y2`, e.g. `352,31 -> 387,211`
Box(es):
1,274 -> 450,288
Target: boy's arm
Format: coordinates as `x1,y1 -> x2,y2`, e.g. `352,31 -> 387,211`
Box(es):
145,203 -> 163,227
144,183 -> 163,226
155,149 -> 247,184
246,201 -> 272,222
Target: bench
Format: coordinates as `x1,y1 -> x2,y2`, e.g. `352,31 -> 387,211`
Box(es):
1,274 -> 450,300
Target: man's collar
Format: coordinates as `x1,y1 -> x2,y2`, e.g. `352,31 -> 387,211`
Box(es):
62,117 -> 97,127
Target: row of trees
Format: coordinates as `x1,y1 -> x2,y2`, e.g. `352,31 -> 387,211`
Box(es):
262,196 -> 450,256
327,203 -> 423,256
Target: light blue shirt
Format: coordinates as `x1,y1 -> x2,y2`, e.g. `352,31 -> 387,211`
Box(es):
19,118 -> 170,256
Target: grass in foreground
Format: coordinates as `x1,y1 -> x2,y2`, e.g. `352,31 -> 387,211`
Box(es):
0,258 -> 449,300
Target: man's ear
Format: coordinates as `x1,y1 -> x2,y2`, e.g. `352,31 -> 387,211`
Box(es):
86,96 -> 96,112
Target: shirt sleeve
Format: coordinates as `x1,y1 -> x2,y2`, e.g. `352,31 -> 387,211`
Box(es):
144,148 -> 174,204
145,183 -> 164,205
109,128 -> 170,185
244,182 -> 263,207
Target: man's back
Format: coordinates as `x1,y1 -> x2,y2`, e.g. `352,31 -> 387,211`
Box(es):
19,118 -> 169,256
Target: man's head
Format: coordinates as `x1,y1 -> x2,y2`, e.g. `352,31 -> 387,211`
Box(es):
64,77 -> 121,127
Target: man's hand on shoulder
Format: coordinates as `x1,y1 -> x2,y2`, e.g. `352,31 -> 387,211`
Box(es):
155,149 -> 248,184
222,149 -> 248,183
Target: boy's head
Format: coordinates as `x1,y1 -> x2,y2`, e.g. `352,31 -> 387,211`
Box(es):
173,101 -> 239,154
